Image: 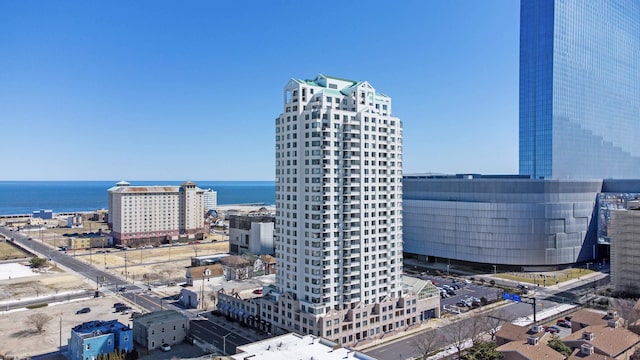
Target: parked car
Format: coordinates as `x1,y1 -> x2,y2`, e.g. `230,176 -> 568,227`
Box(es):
130,312 -> 142,319
253,289 -> 263,294
115,304 -> 130,312
160,343 -> 171,352
544,326 -> 558,333
113,302 -> 125,308
76,307 -> 91,314
556,320 -> 571,328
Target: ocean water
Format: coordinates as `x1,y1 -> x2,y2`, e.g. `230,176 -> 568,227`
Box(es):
0,181 -> 275,215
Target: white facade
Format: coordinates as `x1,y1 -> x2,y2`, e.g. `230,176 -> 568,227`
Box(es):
203,188 -> 217,210
107,181 -> 204,246
276,74 -> 403,312
228,214 -> 275,255
265,75 -> 432,346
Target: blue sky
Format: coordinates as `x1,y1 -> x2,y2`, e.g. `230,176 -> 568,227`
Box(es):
0,1 -> 520,181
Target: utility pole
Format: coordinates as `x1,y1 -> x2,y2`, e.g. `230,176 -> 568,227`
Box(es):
59,315 -> 62,349
124,252 -> 128,282
222,333 -> 232,355
201,273 -> 205,310
522,297 -> 537,323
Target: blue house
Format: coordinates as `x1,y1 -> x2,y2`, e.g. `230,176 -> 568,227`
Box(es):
68,320 -> 133,360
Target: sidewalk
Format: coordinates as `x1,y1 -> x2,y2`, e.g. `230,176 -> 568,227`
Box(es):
202,312 -> 269,343
355,300 -> 511,353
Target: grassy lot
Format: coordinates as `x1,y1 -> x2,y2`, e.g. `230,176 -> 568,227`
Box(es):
495,268 -> 594,286
0,241 -> 29,260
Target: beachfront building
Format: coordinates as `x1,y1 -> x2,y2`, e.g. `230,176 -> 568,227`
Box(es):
268,74 -> 438,346
68,320 -> 133,360
107,181 -> 205,247
519,0 -> 640,180
203,188 -> 217,210
228,213 -> 275,255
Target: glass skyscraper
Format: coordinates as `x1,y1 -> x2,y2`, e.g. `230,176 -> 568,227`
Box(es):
519,0 -> 640,180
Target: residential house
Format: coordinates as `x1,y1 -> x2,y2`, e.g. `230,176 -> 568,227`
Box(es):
132,310 -> 189,351
68,320 -> 133,360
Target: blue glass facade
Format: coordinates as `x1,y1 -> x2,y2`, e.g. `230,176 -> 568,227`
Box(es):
519,0 -> 640,179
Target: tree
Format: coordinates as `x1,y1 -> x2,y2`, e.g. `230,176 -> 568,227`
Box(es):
485,308 -> 516,341
467,313 -> 489,345
547,335 -> 571,358
26,313 -> 52,333
443,317 -> 475,359
29,257 -> 47,268
412,329 -> 445,359
462,341 -> 504,360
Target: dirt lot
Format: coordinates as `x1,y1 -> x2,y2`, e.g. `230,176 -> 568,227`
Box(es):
0,272 -> 89,300
76,242 -> 230,285
0,294 -> 144,359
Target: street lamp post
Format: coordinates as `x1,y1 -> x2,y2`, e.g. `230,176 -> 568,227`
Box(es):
222,333 -> 232,355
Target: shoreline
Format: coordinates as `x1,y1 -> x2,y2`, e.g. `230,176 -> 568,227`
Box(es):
0,203 -> 275,219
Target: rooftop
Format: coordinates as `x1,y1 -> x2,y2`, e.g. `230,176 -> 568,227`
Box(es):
497,339 -> 564,360
570,309 -> 611,327
132,310 -> 187,327
496,323 -> 547,343
72,320 -> 130,339
563,324 -> 640,358
231,333 -> 376,360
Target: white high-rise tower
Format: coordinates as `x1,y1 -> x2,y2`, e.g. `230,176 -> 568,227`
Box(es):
267,74 -> 435,344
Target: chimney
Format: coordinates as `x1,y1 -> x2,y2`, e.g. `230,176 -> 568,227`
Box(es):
608,319 -> 619,328
527,335 -> 538,346
582,331 -> 594,341
531,325 -> 543,333
581,343 -> 594,355
606,310 -> 618,319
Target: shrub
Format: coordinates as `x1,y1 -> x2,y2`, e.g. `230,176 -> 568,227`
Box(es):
26,303 -> 48,309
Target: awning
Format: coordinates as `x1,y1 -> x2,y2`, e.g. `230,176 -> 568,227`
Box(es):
238,310 -> 245,318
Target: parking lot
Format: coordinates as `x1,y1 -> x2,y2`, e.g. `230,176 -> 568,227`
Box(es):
415,274 -> 503,314
0,293 -> 144,358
